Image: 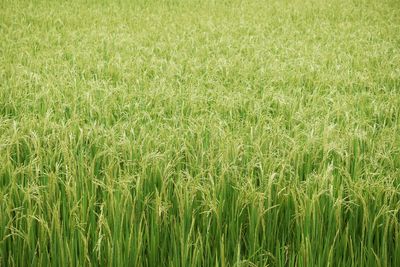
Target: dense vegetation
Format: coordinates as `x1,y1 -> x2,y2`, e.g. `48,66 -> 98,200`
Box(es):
1,0 -> 399,266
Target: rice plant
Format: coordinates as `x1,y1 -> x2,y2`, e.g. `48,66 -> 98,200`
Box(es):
1,0 -> 399,266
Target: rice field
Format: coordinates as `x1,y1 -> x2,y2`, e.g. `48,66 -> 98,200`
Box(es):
1,0 -> 400,266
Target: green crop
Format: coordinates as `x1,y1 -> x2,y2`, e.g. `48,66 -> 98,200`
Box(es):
1,0 -> 399,266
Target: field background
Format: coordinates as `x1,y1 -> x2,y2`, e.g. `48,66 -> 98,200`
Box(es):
1,0 -> 400,266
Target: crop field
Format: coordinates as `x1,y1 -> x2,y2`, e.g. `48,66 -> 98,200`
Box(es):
1,0 -> 400,266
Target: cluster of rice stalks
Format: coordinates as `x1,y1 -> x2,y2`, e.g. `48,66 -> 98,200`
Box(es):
1,0 -> 399,266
